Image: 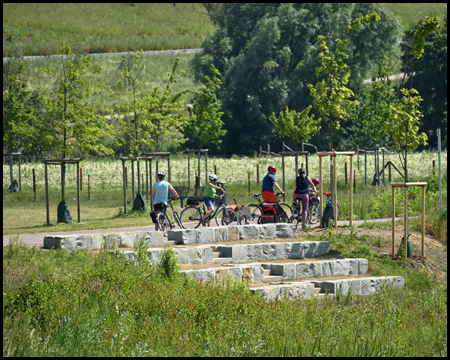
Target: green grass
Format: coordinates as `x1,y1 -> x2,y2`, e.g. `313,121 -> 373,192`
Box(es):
3,233 -> 447,356
3,152 -> 447,237
3,3 -> 216,57
383,3 -> 447,30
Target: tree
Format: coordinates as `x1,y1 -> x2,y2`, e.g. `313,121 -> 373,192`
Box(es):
41,42 -> 114,158
182,64 -> 226,149
193,3 -> 401,154
269,105 -> 321,150
3,61 -> 36,153
41,42 -> 114,222
402,16 -> 446,149
389,88 -> 427,182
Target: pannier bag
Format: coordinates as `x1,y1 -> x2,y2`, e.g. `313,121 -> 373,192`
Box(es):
187,198 -> 199,206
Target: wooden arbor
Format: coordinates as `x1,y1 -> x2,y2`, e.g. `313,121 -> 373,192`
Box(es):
121,156 -> 153,214
186,149 -> 209,194
279,151 -> 309,197
318,152 -> 355,228
3,152 -> 22,192
391,182 -> 427,258
43,158 -> 81,224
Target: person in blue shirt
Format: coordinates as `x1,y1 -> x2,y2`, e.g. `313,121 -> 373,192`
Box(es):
151,171 -> 179,231
261,165 -> 285,202
293,168 -> 316,229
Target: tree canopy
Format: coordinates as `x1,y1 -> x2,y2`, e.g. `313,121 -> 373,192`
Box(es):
193,3 -> 401,154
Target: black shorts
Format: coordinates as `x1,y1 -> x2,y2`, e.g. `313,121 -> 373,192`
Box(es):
154,203 -> 167,213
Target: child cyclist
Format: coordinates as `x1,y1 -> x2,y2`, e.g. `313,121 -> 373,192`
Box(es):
293,168 -> 317,229
201,174 -> 226,227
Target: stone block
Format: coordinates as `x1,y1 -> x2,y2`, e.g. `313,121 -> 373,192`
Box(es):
188,247 -> 204,264
91,234 -> 104,249
303,242 -> 318,258
251,266 -> 265,282
104,233 -> 121,249
348,259 -> 360,275
246,244 -> 262,261
251,286 -> 281,301
313,280 -> 348,295
274,242 -> 290,259
202,246 -> 213,263
289,242 -> 303,258
359,259 -> 369,274
321,261 -> 335,277
282,264 -> 297,280
270,264 -> 283,276
316,241 -> 330,256
174,248 -> 190,264
214,227 -> 228,242
259,224 -> 276,239
296,262 -> 322,278
275,224 -> 296,238
242,267 -> 253,282
334,260 -> 349,276
122,251 -> 136,263
346,279 -> 362,295
168,229 -> 197,245
148,248 -> 163,265
238,225 -> 259,240
360,278 -> 377,295
146,231 -> 165,247
215,246 -> 232,258
43,236 -> 63,250
232,244 -> 247,261
197,227 -> 215,244
119,232 -> 137,248
390,276 -> 405,289
73,235 -> 93,250
261,243 -> 277,260
228,267 -> 243,281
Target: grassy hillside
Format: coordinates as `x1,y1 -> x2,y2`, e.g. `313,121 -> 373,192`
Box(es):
3,3 -> 447,57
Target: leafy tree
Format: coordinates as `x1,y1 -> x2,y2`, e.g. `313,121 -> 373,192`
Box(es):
193,3 -> 401,154
389,88 -> 427,182
402,16 -> 446,149
269,105 -> 321,150
41,42 -> 114,158
3,61 -> 36,153
182,64 -> 226,149
116,53 -> 188,155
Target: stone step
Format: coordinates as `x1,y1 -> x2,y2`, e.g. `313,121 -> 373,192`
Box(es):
314,287 -> 321,295
265,275 -> 283,282
163,240 -> 176,246
212,257 -> 232,264
249,276 -> 404,301
213,251 -> 221,258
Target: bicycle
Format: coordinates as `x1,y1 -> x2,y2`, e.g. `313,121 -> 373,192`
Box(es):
290,191 -> 318,229
155,198 -> 184,236
307,191 -> 340,225
247,192 -> 292,224
230,199 -> 255,225
179,193 -> 239,228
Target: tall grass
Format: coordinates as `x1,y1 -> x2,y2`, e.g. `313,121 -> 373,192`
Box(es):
2,237 -> 447,356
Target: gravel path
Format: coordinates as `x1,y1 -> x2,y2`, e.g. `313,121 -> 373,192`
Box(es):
3,217 -> 402,248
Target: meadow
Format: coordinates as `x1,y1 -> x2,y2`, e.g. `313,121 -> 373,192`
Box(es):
3,151 -> 447,241
3,229 -> 447,356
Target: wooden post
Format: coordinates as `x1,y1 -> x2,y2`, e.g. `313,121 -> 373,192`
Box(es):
131,159 -> 135,200
282,154 -> 285,194
404,186 -> 408,258
77,161 -> 81,222
392,185 -> 395,257
45,162 -> 49,225
80,167 -> 83,191
18,154 -> 21,191
88,174 -> 91,200
364,152 -> 367,185
123,160 -> 127,214
349,156 -> 353,227
333,155 -> 337,228
214,165 -> 217,176
319,155 -> 323,226
422,185 -> 425,257
257,164 -> 260,185
344,161 -> 347,184
33,168 -> 36,201
388,162 -> 392,183
145,160 -> 149,200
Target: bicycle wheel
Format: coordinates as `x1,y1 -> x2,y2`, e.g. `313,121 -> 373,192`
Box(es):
215,207 -> 239,226
290,210 -> 301,229
157,212 -> 168,236
307,203 -> 320,224
180,206 -> 202,229
244,204 -> 262,224
278,202 -> 293,220
173,212 -> 184,229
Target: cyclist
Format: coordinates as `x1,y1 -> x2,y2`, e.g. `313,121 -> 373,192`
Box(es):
201,174 -> 225,227
151,171 -> 179,231
293,168 -> 316,229
262,165 -> 285,202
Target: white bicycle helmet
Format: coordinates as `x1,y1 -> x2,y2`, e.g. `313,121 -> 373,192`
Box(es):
158,171 -> 165,178
209,174 -> 218,181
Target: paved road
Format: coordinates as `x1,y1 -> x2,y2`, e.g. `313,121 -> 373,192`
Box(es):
3,217 -> 402,248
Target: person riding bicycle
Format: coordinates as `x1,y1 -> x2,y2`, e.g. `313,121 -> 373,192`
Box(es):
201,174 -> 225,227
293,168 -> 317,230
151,171 -> 179,231
262,165 -> 285,203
